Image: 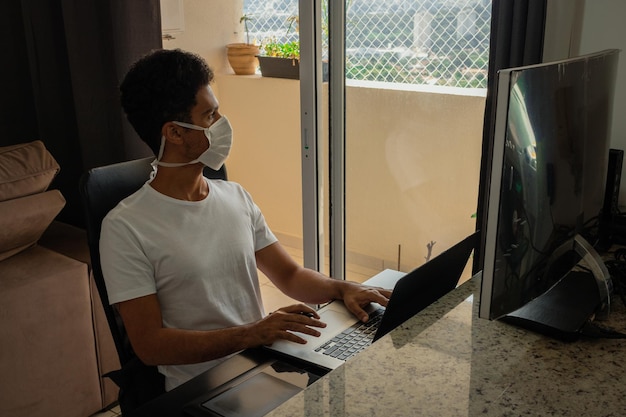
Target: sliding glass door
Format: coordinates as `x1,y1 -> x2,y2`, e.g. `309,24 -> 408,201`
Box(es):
300,0 -> 488,283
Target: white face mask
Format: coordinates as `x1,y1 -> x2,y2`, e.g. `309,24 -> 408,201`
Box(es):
153,115 -> 233,172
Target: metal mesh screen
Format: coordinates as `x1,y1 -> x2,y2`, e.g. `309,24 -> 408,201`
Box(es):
243,0 -> 491,88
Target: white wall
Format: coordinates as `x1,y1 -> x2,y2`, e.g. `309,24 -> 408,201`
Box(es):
161,0 -> 243,77
543,0 -> 586,61
546,0 -> 626,205
578,0 -> 626,205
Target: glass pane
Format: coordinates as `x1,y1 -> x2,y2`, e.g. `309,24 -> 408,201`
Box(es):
343,0 -> 489,284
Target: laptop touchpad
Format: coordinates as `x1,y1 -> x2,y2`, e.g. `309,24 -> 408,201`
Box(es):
285,306 -> 355,344
319,305 -> 355,326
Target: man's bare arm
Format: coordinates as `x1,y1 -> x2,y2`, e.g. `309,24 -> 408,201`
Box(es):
256,242 -> 392,322
117,294 -> 325,366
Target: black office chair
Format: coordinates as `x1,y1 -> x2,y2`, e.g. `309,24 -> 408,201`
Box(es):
79,157 -> 227,414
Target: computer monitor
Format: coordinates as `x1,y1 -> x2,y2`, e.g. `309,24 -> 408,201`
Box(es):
479,49 -> 620,334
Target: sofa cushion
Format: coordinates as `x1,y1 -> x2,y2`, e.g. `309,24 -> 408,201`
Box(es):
0,140 -> 60,201
0,245 -> 101,417
0,190 -> 66,261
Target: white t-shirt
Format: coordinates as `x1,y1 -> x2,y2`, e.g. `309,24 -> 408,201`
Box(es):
99,178 -> 277,390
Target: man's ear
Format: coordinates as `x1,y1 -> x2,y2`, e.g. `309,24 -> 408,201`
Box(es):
162,122 -> 185,144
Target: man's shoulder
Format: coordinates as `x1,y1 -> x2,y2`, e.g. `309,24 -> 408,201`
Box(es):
209,179 -> 251,198
104,184 -> 151,222
209,178 -> 241,190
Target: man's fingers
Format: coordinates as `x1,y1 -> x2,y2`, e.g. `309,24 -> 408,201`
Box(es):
275,303 -> 321,319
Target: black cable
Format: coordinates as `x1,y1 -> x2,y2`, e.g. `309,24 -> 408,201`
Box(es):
605,250 -> 626,308
580,321 -> 626,339
576,250 -> 626,340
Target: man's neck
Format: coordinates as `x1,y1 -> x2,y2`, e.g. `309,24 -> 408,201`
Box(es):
150,166 -> 209,201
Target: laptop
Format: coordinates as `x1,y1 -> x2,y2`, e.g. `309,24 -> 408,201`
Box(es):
264,231 -> 479,370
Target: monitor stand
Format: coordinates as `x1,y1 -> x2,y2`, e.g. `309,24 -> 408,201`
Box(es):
502,235 -> 612,341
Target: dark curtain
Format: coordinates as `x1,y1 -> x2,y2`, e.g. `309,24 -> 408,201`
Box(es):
0,0 -> 161,227
473,0 -> 547,274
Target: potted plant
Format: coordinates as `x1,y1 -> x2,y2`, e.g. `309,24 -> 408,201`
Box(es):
226,14 -> 260,75
258,40 -> 301,79
257,15 -> 302,79
258,15 -> 329,81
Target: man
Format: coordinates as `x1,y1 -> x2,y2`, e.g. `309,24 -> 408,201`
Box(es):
100,48 -> 391,391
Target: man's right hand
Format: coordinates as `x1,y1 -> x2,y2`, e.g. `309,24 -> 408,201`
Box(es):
254,303 -> 327,345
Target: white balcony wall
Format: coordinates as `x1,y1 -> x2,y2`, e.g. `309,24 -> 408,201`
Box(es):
214,75 -> 485,272
215,75 -> 305,246
343,82 -> 484,269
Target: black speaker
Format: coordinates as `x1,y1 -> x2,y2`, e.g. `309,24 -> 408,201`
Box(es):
599,148 -> 624,248
604,149 -> 623,218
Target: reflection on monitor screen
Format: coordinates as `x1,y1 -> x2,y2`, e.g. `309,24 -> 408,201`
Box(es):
480,49 -> 620,322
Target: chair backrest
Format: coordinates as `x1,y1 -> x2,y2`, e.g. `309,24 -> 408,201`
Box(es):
79,156 -> 227,411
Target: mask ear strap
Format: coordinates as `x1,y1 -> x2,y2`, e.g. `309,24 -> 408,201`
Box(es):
149,159 -> 158,181
157,135 -> 166,160
173,121 -> 204,130
148,136 -> 167,182
151,134 -> 191,177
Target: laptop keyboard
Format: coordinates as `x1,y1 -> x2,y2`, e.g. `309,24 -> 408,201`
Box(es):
314,308 -> 385,361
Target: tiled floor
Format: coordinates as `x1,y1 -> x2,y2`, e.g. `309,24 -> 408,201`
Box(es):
89,244 -> 380,417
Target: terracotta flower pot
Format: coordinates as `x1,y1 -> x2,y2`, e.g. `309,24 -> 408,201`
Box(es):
226,43 -> 260,75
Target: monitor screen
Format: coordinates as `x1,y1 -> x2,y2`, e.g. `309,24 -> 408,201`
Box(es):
479,49 -> 620,320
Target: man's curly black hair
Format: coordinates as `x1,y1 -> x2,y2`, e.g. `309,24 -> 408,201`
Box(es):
120,48 -> 214,155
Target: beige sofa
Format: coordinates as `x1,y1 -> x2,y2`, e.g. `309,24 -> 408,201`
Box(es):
0,141 -> 119,417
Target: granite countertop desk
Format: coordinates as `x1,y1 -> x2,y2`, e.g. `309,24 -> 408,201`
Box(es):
267,273 -> 626,417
